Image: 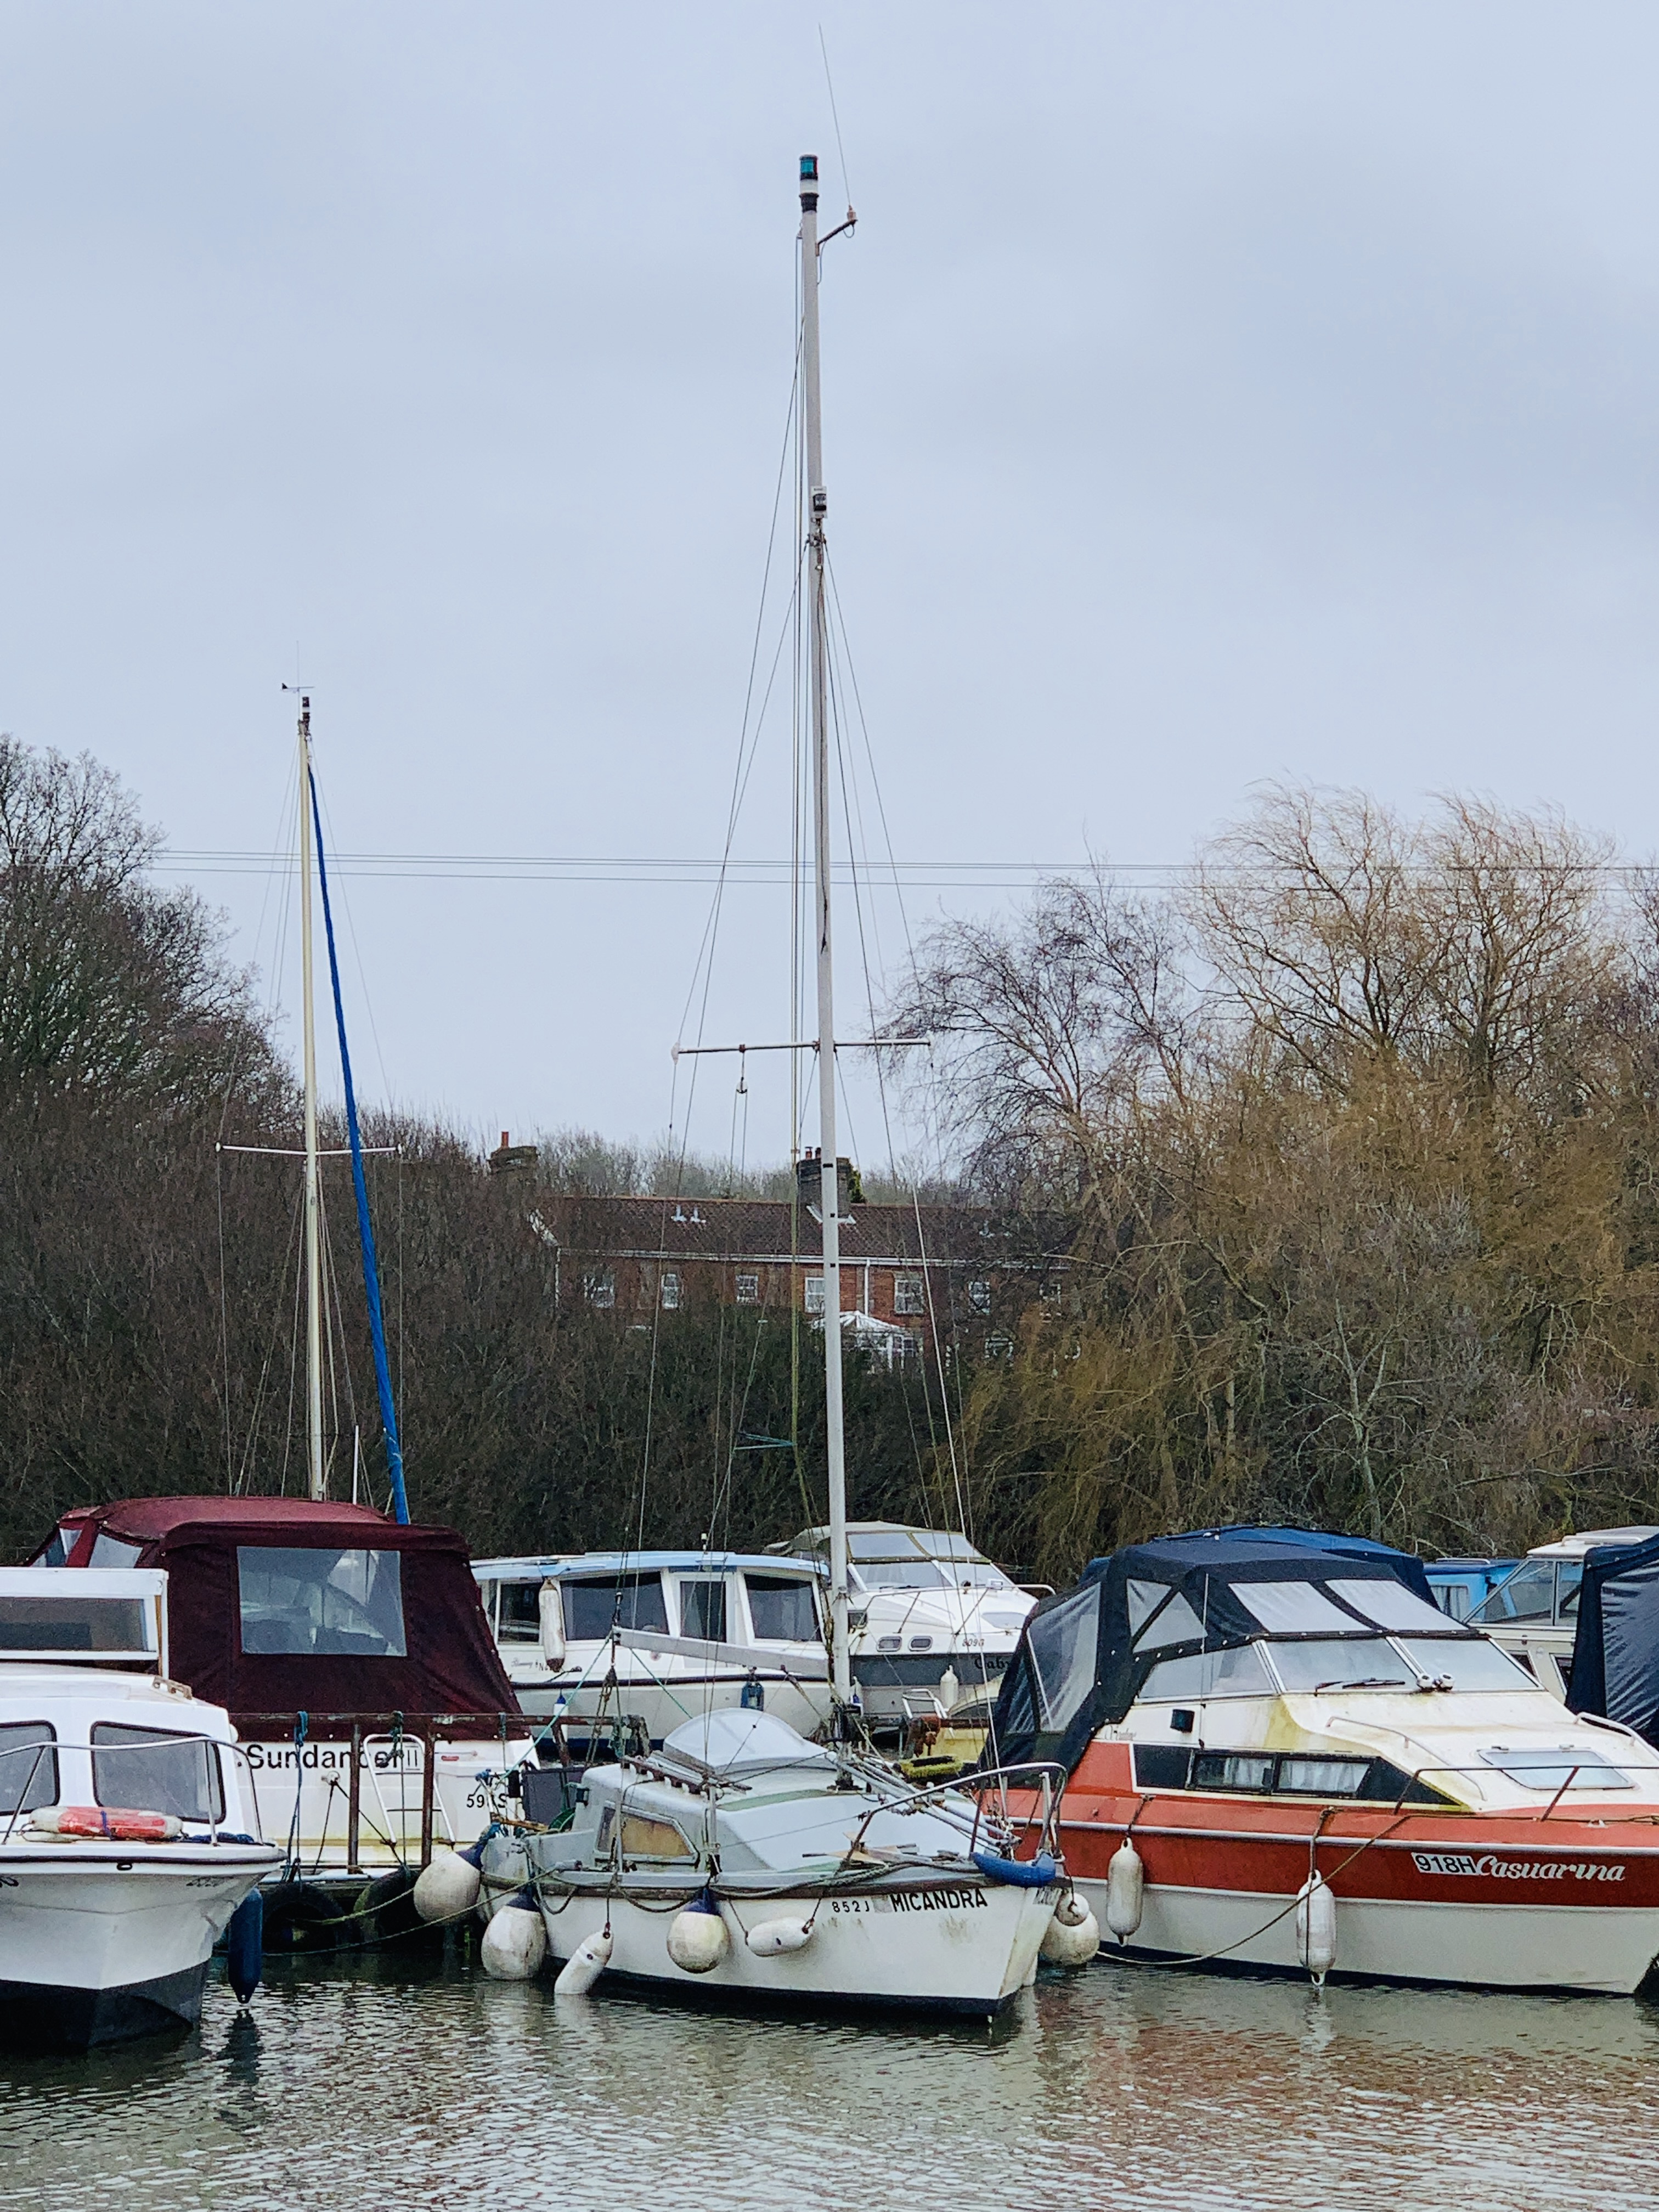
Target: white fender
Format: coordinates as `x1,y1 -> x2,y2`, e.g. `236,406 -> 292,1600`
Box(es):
1295,1873 -> 1336,1985
1040,1893 -> 1102,1966
413,1849 -> 482,1924
554,1927 -> 613,1995
667,1906 -> 731,1974
745,1916 -> 814,1957
480,1898 -> 548,1982
1104,1839 -> 1145,1942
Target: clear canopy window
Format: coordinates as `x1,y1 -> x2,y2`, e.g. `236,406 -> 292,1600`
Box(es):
237,1547 -> 407,1658
1028,1587 -> 1099,1733
0,1723 -> 57,1815
0,1594 -> 153,1658
91,1724 -> 223,1822
1235,1582 -> 1365,1636
744,1575 -> 819,1643
1327,1579 -> 1462,1635
562,1574 -> 669,1643
1133,1590 -> 1208,1651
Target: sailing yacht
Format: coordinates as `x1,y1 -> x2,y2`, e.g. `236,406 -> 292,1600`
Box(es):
31,710 -> 531,1920
470,157 -> 1076,2016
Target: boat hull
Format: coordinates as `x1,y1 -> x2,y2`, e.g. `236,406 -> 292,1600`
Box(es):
1035,1769 -> 1659,1995
532,1877 -> 1058,2017
0,1844 -> 279,2047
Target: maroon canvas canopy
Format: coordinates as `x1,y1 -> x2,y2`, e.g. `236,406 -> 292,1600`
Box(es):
38,1496 -> 519,1726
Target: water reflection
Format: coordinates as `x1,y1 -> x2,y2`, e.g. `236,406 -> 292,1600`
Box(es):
0,1951 -> 1655,2211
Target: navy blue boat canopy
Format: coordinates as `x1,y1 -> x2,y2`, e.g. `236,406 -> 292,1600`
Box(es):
1568,1531 -> 1659,1745
988,1529 -> 1454,1778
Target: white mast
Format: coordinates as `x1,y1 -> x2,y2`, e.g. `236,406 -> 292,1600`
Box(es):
297,695 -> 325,1501
799,153 -> 851,1706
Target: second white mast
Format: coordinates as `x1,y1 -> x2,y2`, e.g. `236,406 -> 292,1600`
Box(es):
297,694 -> 325,1502
799,153 -> 851,1706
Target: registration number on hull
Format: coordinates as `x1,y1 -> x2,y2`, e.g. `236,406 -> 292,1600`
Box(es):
1412,1852 -> 1627,1884
828,1887 -> 992,1916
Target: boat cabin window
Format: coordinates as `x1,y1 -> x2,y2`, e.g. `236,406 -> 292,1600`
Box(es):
678,1580 -> 727,1642
237,1547 -> 408,1658
0,1593 -> 154,1661
496,1581 -> 543,1643
1138,1644 -> 1274,1700
561,1575 -> 669,1643
1477,1745 -> 1632,1791
0,1723 -> 57,1814
619,1813 -> 696,1862
744,1575 -> 818,1643
1133,1741 -> 1451,1805
91,1724 -> 224,1823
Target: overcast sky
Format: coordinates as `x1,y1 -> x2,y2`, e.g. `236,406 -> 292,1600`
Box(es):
4,3 -> 1659,1169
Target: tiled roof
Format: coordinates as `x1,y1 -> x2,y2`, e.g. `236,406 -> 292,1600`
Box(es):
532,1193 -> 1071,1268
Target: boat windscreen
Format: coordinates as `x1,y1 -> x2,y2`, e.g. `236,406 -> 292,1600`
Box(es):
0,1594 -> 154,1659
1267,1639 -> 1410,1691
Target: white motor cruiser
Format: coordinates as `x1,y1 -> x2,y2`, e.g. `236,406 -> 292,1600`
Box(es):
778,1523 -> 1037,1727
1464,1527 -> 1659,1698
0,1568 -> 280,2047
479,1706 -> 1066,2017
475,1550 -> 831,1747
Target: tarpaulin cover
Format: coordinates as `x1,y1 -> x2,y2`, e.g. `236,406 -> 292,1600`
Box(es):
1080,1526 -> 1435,1594
985,1528 -> 1447,1779
1567,1530 -> 1659,1744
35,1497 -> 518,1728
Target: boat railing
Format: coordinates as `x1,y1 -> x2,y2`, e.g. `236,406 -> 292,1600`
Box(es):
232,1710 -> 531,1874
0,1727 -> 264,1852
850,1757 -> 1070,1865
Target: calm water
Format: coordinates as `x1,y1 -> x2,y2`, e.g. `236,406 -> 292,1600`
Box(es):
2,1949 -> 1657,2212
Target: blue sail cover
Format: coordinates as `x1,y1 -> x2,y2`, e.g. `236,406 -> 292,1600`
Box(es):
1567,1531 -> 1659,1743
986,1528 -> 1449,1779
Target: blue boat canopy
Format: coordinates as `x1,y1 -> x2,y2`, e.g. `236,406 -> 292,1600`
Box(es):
986,1529 -> 1451,1778
1567,1532 -> 1659,1745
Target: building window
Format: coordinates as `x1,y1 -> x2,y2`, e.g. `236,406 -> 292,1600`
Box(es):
804,1273 -> 826,1315
736,1273 -> 760,1306
894,1272 -> 926,1317
661,1270 -> 681,1311
968,1278 -> 991,1314
583,1268 -> 615,1309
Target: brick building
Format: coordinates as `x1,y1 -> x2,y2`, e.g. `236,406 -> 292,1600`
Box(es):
516,1162 -> 1070,1364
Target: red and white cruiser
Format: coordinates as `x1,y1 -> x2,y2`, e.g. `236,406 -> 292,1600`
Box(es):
994,1531 -> 1659,1995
